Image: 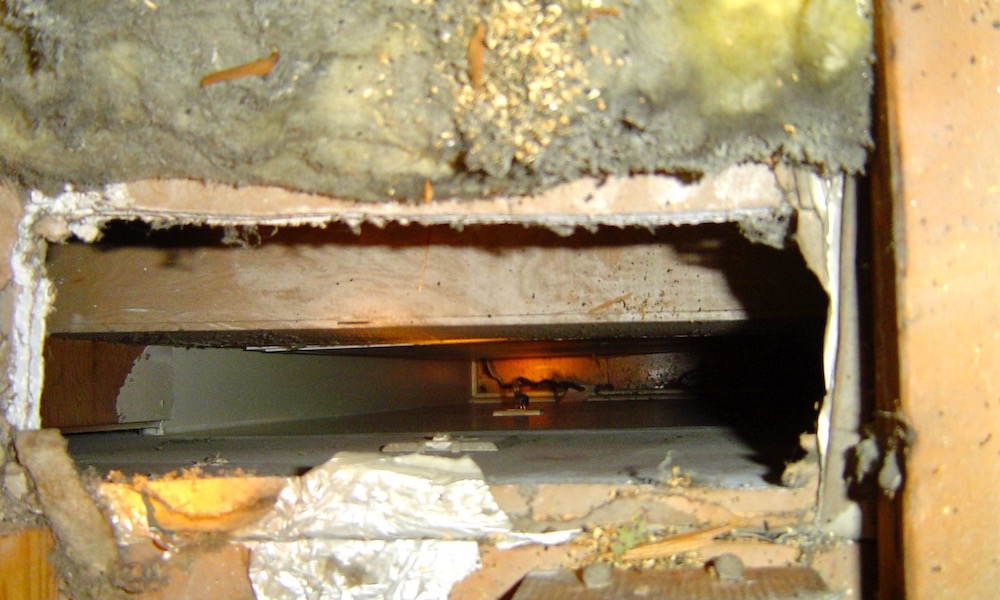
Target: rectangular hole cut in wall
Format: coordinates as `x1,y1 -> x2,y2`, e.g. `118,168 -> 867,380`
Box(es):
40,218 -> 831,487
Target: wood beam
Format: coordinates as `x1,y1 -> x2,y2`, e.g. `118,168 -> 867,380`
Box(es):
46,223 -> 826,346
877,2 -> 1000,597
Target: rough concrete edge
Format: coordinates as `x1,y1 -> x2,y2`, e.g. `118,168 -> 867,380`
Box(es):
59,205 -> 786,235
0,182 -> 47,527
0,183 -> 22,424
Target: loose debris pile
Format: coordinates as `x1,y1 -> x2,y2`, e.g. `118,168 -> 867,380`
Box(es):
4,433 -> 846,598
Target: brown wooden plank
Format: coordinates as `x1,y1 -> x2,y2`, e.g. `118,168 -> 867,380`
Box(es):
877,2 -> 1000,599
46,224 -> 825,342
0,526 -> 59,600
40,338 -> 145,429
510,566 -> 828,600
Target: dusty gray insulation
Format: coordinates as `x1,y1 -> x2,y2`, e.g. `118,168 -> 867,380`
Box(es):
0,0 -> 872,201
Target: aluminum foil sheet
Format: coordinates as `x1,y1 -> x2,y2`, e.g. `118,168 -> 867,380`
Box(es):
248,539 -> 480,600
240,452 -> 573,599
238,452 -> 512,541
98,483 -> 152,546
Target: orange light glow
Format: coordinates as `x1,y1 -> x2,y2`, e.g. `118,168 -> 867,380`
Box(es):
100,475 -> 286,536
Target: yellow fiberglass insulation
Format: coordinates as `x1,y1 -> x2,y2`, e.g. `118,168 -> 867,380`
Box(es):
0,0 -> 873,202
678,0 -> 872,114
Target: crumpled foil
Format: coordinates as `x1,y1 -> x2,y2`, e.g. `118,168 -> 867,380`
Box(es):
98,483 -> 152,546
238,452 -> 512,541
239,452 -> 573,600
247,539 -> 480,600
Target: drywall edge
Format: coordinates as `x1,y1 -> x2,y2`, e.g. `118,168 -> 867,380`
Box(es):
4,199 -> 52,430
25,164 -> 795,241
3,167 -> 858,536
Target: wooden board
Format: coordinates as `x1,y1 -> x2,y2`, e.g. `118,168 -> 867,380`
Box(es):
106,165 -> 789,227
40,338 -> 145,430
875,2 -> 1000,599
46,223 -> 826,346
510,566 -> 828,600
0,526 -> 59,600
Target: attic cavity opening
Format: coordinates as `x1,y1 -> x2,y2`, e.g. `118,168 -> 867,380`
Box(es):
36,216 -> 831,487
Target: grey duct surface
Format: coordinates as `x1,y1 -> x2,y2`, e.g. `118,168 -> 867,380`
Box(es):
1,0 -> 872,201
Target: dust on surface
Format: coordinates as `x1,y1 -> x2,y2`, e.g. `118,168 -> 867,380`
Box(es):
1,0 -> 872,202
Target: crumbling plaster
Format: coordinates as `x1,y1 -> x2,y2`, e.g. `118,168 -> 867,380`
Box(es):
0,182 -> 39,525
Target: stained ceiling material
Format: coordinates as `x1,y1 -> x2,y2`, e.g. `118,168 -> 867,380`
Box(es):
1,0 -> 872,202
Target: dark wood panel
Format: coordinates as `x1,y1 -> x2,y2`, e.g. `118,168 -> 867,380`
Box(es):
40,338 -> 145,429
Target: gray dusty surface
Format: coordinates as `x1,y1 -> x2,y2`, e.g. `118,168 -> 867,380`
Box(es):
66,426 -> 783,487
2,1 -> 872,201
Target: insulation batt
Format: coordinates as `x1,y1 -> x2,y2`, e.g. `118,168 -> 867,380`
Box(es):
0,1 -> 872,201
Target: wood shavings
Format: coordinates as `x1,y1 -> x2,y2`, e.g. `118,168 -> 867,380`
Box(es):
586,6 -> 620,22
454,1 -> 595,166
466,22 -> 487,89
620,522 -> 734,561
587,292 -> 633,314
423,178 -> 434,203
200,51 -> 279,87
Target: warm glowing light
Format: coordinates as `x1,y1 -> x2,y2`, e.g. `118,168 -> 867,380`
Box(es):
100,476 -> 287,537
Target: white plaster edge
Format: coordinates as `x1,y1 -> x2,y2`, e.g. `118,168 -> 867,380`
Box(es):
5,205 -> 54,429
5,184 -> 130,428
